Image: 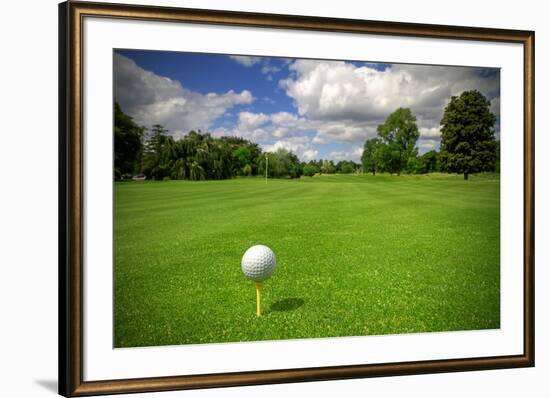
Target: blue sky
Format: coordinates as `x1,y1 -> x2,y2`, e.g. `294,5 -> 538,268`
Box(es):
114,49 -> 500,162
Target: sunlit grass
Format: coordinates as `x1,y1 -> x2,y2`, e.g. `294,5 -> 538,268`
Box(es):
114,173 -> 500,347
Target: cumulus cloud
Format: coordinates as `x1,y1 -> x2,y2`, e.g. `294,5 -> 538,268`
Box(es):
302,149 -> 319,161
281,60 -> 415,121
262,64 -> 281,75
223,111 -> 309,139
279,60 -> 500,152
261,61 -> 282,81
262,136 -> 312,158
313,122 -> 377,144
418,139 -> 440,152
328,147 -> 364,162
114,53 -> 253,136
229,55 -> 284,81
215,111 -> 319,159
116,51 -> 500,161
237,110 -> 378,146
220,109 -> 374,161
228,55 -> 262,67
270,112 -> 301,127
419,127 -> 441,140
237,112 -> 270,130
230,112 -> 271,142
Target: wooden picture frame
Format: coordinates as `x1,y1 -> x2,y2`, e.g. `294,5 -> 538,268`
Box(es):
59,1 -> 534,396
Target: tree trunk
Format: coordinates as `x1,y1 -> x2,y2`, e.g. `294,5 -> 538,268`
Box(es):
464,172 -> 469,180
372,169 -> 376,176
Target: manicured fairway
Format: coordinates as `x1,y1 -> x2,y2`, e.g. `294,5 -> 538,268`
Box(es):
114,174 -> 500,348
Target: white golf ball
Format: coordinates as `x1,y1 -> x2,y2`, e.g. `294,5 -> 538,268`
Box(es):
241,245 -> 276,282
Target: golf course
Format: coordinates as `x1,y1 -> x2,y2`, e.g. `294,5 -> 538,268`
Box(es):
114,173 -> 500,348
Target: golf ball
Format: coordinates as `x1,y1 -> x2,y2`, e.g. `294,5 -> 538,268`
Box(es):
241,245 -> 276,282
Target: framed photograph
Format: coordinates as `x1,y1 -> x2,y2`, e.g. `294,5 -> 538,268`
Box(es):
59,1 -> 534,396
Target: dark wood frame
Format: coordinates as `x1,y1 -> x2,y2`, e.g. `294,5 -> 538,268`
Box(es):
59,1 -> 535,396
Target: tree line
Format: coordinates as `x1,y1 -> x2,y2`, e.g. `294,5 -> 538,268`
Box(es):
116,102 -> 261,181
115,89 -> 498,182
115,102 -> 303,181
115,101 -> 363,181
361,90 -> 498,180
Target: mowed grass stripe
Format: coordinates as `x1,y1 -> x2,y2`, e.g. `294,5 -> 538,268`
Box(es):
114,173 -> 499,347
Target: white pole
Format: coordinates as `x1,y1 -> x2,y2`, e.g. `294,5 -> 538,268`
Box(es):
265,155 -> 268,184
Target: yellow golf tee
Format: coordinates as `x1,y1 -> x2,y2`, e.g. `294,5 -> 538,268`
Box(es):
256,282 -> 262,317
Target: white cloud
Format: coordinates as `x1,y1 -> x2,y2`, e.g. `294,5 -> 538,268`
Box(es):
279,60 -> 500,147
262,136 -> 313,159
280,60 -> 415,121
419,127 -> 441,139
270,112 -> 303,128
328,147 -> 363,162
272,127 -> 290,138
116,52 -> 499,162
352,147 -> 364,158
230,112 -> 271,142
314,122 -> 376,144
418,139 -> 440,153
262,64 -> 281,75
223,111 -> 314,142
237,112 -> 270,130
114,53 -> 253,136
230,56 -> 283,81
229,55 -> 262,67
240,111 -> 375,145
328,151 -> 347,161
261,63 -> 282,81
302,149 -> 319,161
263,140 -> 299,153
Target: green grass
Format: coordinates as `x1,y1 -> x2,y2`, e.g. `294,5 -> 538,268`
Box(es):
114,173 -> 500,348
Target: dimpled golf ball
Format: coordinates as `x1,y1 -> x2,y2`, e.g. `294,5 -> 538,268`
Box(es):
241,245 -> 276,282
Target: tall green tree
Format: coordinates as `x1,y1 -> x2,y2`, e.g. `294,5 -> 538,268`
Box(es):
320,160 -> 336,174
361,137 -> 382,175
302,163 -> 318,177
221,136 -> 262,175
336,160 -> 357,174
376,108 -> 420,175
114,118 -> 270,182
377,143 -> 401,174
258,149 -> 303,179
114,102 -> 144,179
439,90 -> 497,180
142,124 -> 175,180
232,146 -> 252,175
416,150 -> 439,174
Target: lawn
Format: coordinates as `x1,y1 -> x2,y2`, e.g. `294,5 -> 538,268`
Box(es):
114,173 -> 500,348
